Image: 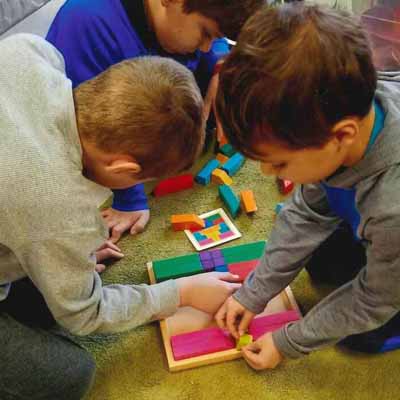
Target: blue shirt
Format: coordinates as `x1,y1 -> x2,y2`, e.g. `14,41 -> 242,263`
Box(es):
47,0 -> 229,211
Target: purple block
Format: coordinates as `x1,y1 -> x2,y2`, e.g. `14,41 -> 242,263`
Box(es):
200,252 -> 212,261
201,260 -> 215,272
210,249 -> 222,259
213,256 -> 226,267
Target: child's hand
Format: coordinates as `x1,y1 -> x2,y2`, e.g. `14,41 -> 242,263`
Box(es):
101,208 -> 150,243
95,240 -> 124,273
215,296 -> 256,339
177,272 -> 241,314
242,332 -> 283,370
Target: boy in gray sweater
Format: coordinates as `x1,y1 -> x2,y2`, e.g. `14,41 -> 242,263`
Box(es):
0,34 -> 240,399
215,3 -> 400,369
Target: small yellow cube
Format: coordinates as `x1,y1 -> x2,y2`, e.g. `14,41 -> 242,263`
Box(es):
236,333 -> 253,350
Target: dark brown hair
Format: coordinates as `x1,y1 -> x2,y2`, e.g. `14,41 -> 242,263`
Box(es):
216,3 -> 377,159
74,56 -> 204,179
183,0 -> 265,40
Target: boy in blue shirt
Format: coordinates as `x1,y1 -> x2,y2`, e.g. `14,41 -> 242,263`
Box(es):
215,3 -> 400,369
47,0 -> 264,243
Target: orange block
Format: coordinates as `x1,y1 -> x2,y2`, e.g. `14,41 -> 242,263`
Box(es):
218,133 -> 229,147
171,214 -> 205,231
216,153 -> 229,164
240,190 -> 257,214
211,169 -> 233,186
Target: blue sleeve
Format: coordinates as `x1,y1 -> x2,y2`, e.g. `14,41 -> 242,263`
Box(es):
46,0 -> 148,212
112,185 -> 149,212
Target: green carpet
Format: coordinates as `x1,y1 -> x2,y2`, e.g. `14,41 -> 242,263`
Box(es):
81,150 -> 400,400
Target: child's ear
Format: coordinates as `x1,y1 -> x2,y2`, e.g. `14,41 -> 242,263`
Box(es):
331,118 -> 359,149
106,159 -> 142,176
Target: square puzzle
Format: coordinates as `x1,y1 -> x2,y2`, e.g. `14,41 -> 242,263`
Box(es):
184,208 -> 241,251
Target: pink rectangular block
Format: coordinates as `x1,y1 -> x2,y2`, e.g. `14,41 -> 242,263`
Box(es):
198,238 -> 214,246
219,231 -> 234,239
249,310 -> 300,340
171,328 -> 235,361
228,259 -> 259,282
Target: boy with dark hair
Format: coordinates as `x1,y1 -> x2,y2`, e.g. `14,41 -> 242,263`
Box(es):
46,0 -> 265,243
215,3 -> 400,370
0,34 -> 241,399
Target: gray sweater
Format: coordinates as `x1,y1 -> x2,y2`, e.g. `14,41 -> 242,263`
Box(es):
235,72 -> 400,358
0,34 -> 179,335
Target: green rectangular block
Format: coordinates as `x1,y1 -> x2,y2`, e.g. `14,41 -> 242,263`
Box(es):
222,241 -> 266,264
153,254 -> 202,282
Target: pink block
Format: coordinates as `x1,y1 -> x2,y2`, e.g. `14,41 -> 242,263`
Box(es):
219,231 -> 234,239
171,328 -> 235,361
249,310 -> 300,340
228,259 -> 259,282
198,238 -> 214,246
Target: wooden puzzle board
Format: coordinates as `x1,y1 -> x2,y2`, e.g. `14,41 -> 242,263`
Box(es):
148,262 -> 301,371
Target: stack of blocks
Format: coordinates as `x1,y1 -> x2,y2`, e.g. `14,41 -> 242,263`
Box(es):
199,249 -> 228,272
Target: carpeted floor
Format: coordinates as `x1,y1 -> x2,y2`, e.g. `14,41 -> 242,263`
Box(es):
80,148 -> 400,400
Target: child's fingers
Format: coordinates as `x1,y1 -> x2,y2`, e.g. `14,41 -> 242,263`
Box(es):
214,304 -> 228,330
242,345 -> 264,370
215,272 -> 240,282
130,213 -> 148,235
238,312 -> 254,337
226,309 -> 240,339
95,263 -> 106,273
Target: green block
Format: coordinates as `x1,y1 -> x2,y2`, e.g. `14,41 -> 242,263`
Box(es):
236,334 -> 253,350
153,254 -> 202,282
221,241 -> 266,264
220,144 -> 236,157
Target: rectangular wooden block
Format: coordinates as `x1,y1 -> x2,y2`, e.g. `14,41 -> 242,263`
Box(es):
219,185 -> 240,218
221,153 -> 245,177
171,328 -> 235,361
221,241 -> 266,264
195,159 -> 220,185
240,190 -> 257,214
153,254 -> 202,282
171,214 -> 205,231
228,259 -> 259,282
153,174 -> 194,197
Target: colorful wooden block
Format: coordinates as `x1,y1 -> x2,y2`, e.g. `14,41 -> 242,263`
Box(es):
199,252 -> 212,261
236,334 -> 253,350
277,178 -> 294,195
153,254 -> 203,282
220,144 -> 236,157
219,185 -> 240,218
171,328 -> 235,361
171,214 -> 205,231
221,153 -> 245,177
221,241 -> 266,264
211,168 -> 233,185
215,265 -> 229,272
201,260 -> 215,272
248,310 -> 300,340
216,153 -> 229,164
153,174 -> 194,197
240,190 -> 257,214
195,159 -> 220,185
228,259 -> 259,282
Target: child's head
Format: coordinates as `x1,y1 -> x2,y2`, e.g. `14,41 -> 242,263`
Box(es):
74,56 -> 204,189
216,3 -> 378,183
149,0 -> 264,54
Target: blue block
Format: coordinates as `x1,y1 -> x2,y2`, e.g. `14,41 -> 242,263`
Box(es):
221,153 -> 245,177
195,159 -> 220,185
220,144 -> 236,157
205,219 -> 213,228
219,185 -> 240,218
219,222 -> 230,233
215,265 -> 229,272
275,202 -> 285,214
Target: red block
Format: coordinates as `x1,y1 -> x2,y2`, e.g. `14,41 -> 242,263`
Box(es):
171,327 -> 235,361
248,310 -> 300,340
277,178 -> 294,195
228,259 -> 259,282
153,174 -> 194,197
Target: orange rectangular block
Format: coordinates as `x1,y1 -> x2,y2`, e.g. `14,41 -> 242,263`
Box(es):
240,190 -> 257,214
211,169 -> 233,186
171,214 -> 205,231
216,153 -> 229,164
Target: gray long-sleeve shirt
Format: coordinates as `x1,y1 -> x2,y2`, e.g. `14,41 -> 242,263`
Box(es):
235,72 -> 400,358
0,34 -> 180,335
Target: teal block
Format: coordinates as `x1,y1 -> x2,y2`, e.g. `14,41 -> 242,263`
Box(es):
275,202 -> 284,214
219,185 -> 240,218
195,159 -> 220,185
220,144 -> 236,157
219,222 -> 229,233
221,241 -> 266,263
221,153 -> 245,177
